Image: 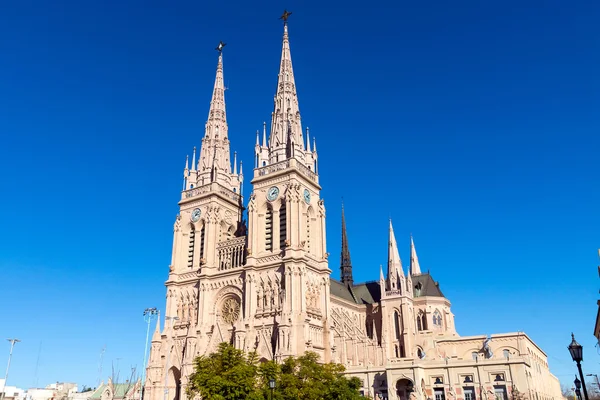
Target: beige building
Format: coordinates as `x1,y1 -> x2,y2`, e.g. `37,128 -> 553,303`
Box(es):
145,17 -> 562,400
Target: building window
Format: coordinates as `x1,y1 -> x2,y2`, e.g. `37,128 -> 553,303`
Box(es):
417,311 -> 427,331
464,387 -> 476,400
306,212 -> 311,253
417,348 -> 425,359
494,385 -> 508,400
472,352 -> 478,361
433,377 -> 444,385
279,201 -> 287,248
188,226 -> 195,267
463,375 -> 473,383
433,310 -> 442,327
199,224 -> 206,261
265,207 -> 273,251
434,388 -> 446,400
494,374 -> 505,382
394,311 -> 401,340
503,349 -> 510,359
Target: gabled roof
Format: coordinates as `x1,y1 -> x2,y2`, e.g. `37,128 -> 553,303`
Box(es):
90,383 -> 135,400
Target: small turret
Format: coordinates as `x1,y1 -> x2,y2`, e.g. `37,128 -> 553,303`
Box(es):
387,220 -> 405,293
410,235 -> 422,275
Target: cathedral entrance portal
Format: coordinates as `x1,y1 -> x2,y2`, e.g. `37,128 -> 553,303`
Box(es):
167,367 -> 181,400
396,379 -> 414,400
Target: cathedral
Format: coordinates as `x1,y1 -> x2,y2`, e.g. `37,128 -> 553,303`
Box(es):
144,16 -> 562,400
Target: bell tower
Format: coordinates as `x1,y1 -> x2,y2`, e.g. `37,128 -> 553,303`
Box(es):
145,44 -> 245,400
244,12 -> 332,362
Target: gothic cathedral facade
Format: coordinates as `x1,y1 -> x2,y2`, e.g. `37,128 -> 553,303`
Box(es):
145,20 -> 562,400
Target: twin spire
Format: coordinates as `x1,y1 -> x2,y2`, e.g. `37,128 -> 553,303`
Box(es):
182,41 -> 242,195
256,12 -> 317,171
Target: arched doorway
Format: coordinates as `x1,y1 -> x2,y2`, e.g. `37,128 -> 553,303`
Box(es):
396,379 -> 414,400
167,366 -> 182,400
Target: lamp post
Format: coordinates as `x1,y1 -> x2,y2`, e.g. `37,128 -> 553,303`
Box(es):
568,333 -> 590,400
163,316 -> 179,400
268,378 -> 276,400
575,376 -> 582,400
0,339 -> 21,400
141,308 -> 158,400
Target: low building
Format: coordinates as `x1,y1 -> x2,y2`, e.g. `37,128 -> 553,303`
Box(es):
0,379 -> 26,400
89,379 -> 140,400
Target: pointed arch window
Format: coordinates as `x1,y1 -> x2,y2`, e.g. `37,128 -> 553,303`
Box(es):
306,208 -> 314,254
394,311 -> 401,340
265,205 -> 273,251
417,310 -> 427,331
279,201 -> 287,248
433,310 -> 442,327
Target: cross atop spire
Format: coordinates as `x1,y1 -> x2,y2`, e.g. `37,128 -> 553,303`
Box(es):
340,202 -> 353,287
280,9 -> 293,24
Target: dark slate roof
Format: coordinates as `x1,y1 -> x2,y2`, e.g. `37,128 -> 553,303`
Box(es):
329,273 -> 444,304
412,273 -> 444,297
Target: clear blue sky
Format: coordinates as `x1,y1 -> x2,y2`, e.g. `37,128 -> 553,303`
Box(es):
0,0 -> 598,391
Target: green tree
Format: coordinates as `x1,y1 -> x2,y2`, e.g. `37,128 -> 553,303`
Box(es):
276,352 -> 363,400
187,343 -> 366,400
186,342 -> 263,400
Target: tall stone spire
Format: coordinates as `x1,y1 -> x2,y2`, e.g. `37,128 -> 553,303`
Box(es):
193,46 -> 237,191
387,220 -> 404,292
267,12 -> 308,166
410,235 -> 422,275
340,203 -> 353,287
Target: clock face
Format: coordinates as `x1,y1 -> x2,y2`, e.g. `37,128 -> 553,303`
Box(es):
191,208 -> 201,222
303,189 -> 311,204
267,186 -> 279,201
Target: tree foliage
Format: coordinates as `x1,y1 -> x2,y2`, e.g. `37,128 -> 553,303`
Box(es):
187,343 -> 366,400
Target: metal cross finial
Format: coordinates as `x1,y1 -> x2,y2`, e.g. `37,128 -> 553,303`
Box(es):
215,41 -> 226,52
280,10 -> 292,23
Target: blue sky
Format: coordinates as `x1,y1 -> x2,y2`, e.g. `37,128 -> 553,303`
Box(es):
0,0 -> 598,390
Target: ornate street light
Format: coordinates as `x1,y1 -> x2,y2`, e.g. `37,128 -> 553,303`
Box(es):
569,334 -> 589,400
575,376 -> 582,400
269,378 -> 276,400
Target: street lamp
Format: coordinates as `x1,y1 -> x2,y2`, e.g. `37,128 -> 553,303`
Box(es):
568,333 -> 590,400
268,378 -> 276,400
141,307 -> 159,400
575,376 -> 582,400
0,339 -> 21,400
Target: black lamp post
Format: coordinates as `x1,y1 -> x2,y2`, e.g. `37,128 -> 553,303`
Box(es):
568,333 -> 590,400
269,378 -> 276,400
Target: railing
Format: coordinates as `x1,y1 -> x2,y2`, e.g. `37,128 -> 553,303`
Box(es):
256,159 -> 290,178
182,182 -> 241,203
217,236 -> 247,271
386,289 -> 402,297
254,158 -> 318,183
